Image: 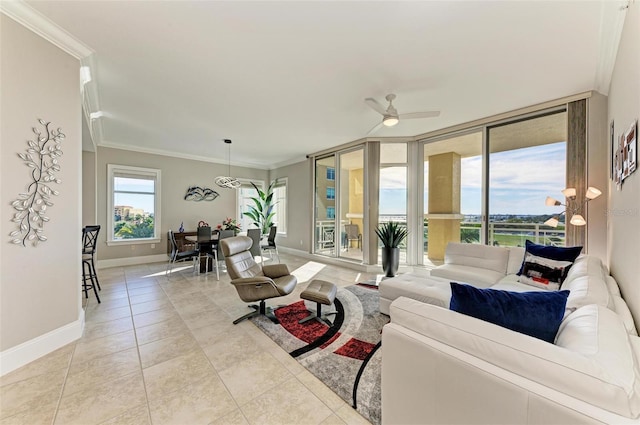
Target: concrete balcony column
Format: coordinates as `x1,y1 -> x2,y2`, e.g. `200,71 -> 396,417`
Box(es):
427,152 -> 462,261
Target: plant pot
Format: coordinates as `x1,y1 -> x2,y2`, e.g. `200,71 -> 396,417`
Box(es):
381,247 -> 400,277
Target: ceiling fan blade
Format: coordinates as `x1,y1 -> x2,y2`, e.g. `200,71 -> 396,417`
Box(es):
399,111 -> 441,120
364,98 -> 387,115
367,121 -> 384,135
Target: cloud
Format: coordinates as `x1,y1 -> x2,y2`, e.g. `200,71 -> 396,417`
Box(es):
461,142 -> 566,192
380,166 -> 407,189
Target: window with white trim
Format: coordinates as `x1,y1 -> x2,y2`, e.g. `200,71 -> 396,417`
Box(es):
238,180 -> 262,232
273,178 -> 287,234
107,165 -> 161,245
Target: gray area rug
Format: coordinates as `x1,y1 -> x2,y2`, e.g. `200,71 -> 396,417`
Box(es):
251,285 -> 389,425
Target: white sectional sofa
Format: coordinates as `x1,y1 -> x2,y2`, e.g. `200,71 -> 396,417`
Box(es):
379,243 -> 526,314
379,242 -> 640,424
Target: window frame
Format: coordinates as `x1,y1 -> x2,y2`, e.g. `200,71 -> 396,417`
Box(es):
273,177 -> 288,235
326,186 -> 335,200
107,164 -> 161,246
237,179 -> 264,233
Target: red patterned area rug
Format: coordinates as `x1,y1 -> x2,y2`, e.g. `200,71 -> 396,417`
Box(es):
250,285 -> 388,425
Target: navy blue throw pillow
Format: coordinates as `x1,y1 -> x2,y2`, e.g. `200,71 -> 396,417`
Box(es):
449,282 -> 569,343
517,240 -> 583,275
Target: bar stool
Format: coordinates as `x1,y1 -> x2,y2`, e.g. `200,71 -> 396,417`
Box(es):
82,225 -> 101,303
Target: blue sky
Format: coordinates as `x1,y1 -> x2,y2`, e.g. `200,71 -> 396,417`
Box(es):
380,142 -> 566,215
114,177 -> 155,214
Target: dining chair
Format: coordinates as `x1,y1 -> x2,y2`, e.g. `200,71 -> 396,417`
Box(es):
82,225 -> 101,303
197,226 -> 214,274
261,226 -> 279,263
166,229 -> 199,277
344,223 -> 362,251
247,228 -> 262,261
208,229 -> 234,279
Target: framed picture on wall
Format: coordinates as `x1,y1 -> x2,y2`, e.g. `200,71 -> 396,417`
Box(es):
626,120 -> 637,174
623,131 -> 629,179
610,120 -> 615,179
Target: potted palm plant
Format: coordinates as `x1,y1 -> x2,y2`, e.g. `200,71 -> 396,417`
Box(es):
375,221 -> 408,277
244,181 -> 277,236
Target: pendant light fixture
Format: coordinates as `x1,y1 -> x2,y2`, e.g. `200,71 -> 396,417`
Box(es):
215,139 -> 241,189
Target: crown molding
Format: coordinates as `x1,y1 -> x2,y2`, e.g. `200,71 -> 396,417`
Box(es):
0,0 -> 93,59
594,0 -> 628,95
98,141 -> 271,171
269,155 -> 309,170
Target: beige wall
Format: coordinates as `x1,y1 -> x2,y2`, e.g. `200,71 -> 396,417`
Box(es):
94,147 -> 268,261
586,93 -> 608,260
82,150 -> 97,226
0,16 -> 82,350
269,159 -> 312,251
607,2 -> 639,324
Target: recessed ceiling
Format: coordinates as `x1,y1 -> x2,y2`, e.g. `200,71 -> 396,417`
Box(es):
21,1 -> 623,169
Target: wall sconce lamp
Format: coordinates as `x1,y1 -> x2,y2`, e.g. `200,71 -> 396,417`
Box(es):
544,186 -> 601,227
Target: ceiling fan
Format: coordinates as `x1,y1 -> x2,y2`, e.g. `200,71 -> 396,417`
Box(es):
364,93 -> 440,134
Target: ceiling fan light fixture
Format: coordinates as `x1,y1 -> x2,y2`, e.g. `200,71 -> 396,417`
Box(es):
382,115 -> 399,127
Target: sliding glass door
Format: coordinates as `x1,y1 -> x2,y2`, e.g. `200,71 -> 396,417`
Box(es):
338,148 -> 364,262
314,148 -> 365,261
314,156 -> 336,256
487,111 -> 567,247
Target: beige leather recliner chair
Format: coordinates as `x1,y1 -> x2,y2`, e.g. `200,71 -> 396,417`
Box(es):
221,236 -> 297,324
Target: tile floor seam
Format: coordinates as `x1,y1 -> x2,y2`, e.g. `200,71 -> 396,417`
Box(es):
50,337 -> 78,425
125,274 -> 154,425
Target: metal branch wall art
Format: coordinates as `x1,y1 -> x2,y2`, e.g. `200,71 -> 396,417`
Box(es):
184,186 -> 219,202
9,119 -> 64,247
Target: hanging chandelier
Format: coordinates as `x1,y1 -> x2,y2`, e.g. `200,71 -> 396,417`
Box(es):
215,139 -> 241,189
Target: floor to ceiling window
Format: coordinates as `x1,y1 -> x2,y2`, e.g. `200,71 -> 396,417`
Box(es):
310,100 -> 580,266
379,143 -> 408,264
422,131 -> 482,263
487,110 -> 567,247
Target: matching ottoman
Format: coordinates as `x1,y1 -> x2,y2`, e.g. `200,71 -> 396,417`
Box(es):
299,279 -> 337,326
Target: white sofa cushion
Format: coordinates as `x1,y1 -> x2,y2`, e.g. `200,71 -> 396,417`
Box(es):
379,273 -> 452,310
612,295 -> 639,336
555,304 -> 640,415
389,297 -> 640,418
430,264 -> 504,288
562,275 -> 612,313
606,275 -> 622,297
441,242 -> 509,274
560,254 -> 612,312
564,254 -> 605,283
493,274 -> 546,292
506,246 -> 525,275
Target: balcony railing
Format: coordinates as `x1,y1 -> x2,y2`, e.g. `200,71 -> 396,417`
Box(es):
314,218 -> 566,255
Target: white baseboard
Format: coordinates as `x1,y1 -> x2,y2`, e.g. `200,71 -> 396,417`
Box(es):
0,309 -> 85,376
97,254 -> 167,269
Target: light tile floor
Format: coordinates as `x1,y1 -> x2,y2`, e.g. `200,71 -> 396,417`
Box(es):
0,252 -> 381,425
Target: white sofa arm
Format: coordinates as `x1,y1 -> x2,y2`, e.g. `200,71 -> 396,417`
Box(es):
386,297 -> 640,419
